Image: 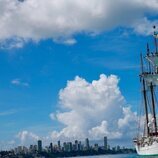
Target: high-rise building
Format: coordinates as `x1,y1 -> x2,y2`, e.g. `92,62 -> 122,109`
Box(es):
85,138 -> 90,150
107,144 -> 110,150
29,145 -> 34,153
104,136 -> 108,150
50,143 -> 53,153
67,142 -> 72,152
23,146 -> 29,154
78,141 -> 82,151
117,145 -> 120,151
112,147 -> 116,151
17,146 -> 23,154
75,140 -> 78,151
94,144 -> 99,151
38,140 -> 42,153
58,140 -> 61,150
63,142 -> 67,151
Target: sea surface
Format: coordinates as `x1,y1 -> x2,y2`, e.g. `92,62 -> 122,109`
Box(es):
70,154 -> 158,158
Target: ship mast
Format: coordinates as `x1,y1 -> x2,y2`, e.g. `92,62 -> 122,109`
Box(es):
140,53 -> 150,136
134,27 -> 158,157
153,25 -> 158,54
150,26 -> 158,135
141,26 -> 158,136
150,82 -> 157,135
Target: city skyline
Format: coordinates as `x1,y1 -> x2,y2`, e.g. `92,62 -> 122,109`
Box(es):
1,136 -> 136,157
9,136 -> 124,154
0,0 -> 158,149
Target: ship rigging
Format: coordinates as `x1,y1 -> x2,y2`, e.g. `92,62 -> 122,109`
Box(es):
134,26 -> 158,156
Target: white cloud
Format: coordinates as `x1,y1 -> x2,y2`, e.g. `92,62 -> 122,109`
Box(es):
50,74 -> 137,141
63,38 -> 77,45
54,38 -> 77,45
11,79 -> 29,87
0,0 -> 158,47
89,121 -> 122,139
1,74 -> 138,148
133,18 -> 158,35
0,131 -> 40,150
17,130 -> 39,145
118,107 -> 137,129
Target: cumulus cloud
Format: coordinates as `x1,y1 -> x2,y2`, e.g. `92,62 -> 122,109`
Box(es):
17,130 -> 39,145
0,131 -> 42,150
50,74 -> 137,141
89,121 -> 122,139
0,0 -> 158,47
118,107 -> 137,129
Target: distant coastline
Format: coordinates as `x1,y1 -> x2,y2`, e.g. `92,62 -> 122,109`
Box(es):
0,137 -> 136,158
0,145 -> 136,158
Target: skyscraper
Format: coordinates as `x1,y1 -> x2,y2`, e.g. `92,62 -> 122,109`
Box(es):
37,140 -> 42,153
58,140 -> 61,150
78,141 -> 82,151
75,140 -> 78,151
85,138 -> 90,150
50,142 -> 53,153
104,136 -> 108,150
63,142 -> 67,152
67,142 -> 72,152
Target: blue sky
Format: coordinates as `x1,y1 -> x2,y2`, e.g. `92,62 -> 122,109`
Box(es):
0,0 -> 158,149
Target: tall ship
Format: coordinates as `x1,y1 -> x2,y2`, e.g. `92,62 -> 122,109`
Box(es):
133,26 -> 158,156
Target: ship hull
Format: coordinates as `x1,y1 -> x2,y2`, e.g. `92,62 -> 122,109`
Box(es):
135,141 -> 158,156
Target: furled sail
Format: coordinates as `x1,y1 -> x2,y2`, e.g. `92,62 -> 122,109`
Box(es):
142,73 -> 158,86
146,54 -> 158,67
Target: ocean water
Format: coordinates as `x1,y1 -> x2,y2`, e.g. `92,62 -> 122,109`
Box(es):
70,154 -> 158,158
